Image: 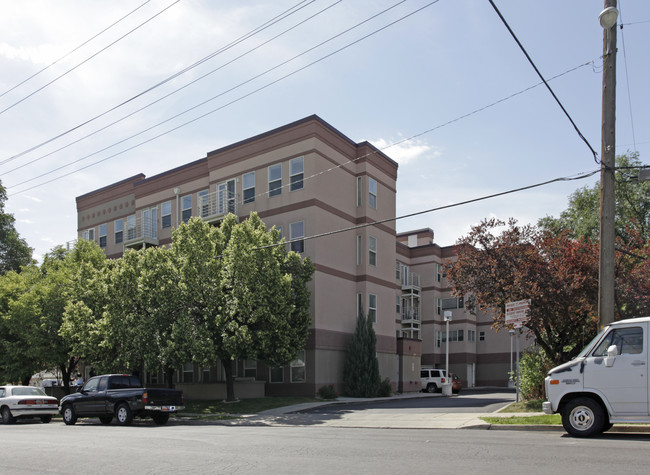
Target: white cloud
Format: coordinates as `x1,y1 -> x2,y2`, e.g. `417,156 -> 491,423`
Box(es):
370,137 -> 437,165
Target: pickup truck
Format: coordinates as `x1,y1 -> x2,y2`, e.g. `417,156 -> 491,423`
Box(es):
59,374 -> 184,426
543,316 -> 650,437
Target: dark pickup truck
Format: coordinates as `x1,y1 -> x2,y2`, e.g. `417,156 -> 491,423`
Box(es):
59,374 -> 184,426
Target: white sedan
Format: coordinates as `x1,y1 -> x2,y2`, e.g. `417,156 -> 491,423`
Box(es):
0,385 -> 59,424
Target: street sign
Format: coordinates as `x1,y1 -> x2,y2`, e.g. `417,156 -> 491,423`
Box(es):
505,299 -> 531,328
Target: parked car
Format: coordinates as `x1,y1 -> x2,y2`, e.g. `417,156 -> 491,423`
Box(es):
420,368 -> 447,393
59,374 -> 184,426
544,316 -> 650,437
0,385 -> 59,424
450,373 -> 462,394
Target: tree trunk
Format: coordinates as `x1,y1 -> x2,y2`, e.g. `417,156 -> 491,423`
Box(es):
21,375 -> 31,386
166,367 -> 175,389
222,359 -> 236,402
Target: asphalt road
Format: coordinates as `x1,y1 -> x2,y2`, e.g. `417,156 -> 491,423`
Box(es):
2,422 -> 650,474
298,389 -> 517,414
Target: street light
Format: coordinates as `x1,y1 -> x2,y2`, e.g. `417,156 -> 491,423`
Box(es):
444,311 -> 452,396
509,329 -> 515,388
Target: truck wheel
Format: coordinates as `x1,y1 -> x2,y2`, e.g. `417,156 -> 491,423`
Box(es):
99,416 -> 113,425
426,383 -> 437,393
152,413 -> 170,425
2,406 -> 16,424
562,397 -> 605,437
115,403 -> 133,426
40,415 -> 53,424
62,405 -> 77,425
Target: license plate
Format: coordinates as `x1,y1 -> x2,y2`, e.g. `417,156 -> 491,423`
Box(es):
161,406 -> 175,412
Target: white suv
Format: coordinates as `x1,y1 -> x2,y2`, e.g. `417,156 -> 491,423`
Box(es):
420,368 -> 447,393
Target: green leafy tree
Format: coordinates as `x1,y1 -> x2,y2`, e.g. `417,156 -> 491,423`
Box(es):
343,309 -> 381,397
172,214 -> 314,401
539,152 -> 650,242
0,181 -> 33,274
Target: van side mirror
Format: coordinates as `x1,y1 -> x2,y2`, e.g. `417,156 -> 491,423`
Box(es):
605,344 -> 618,367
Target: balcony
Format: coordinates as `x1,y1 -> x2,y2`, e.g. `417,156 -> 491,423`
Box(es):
401,272 -> 420,291
198,189 -> 237,225
124,216 -> 158,250
401,307 -> 420,323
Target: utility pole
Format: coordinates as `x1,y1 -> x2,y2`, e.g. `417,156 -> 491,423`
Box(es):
598,0 -> 618,328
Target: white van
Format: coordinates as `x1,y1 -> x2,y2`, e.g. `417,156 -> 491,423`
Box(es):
420,368 -> 447,393
543,316 -> 649,437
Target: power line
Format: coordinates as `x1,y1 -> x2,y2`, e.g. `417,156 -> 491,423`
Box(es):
7,0 -> 430,193
0,0 -> 314,168
618,1 -> 637,153
0,0 -> 182,117
1,0 -> 335,175
0,0 -> 153,101
259,170 -> 601,251
7,56 -> 595,197
488,0 -> 599,164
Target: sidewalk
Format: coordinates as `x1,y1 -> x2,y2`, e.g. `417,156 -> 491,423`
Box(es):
179,390 -> 650,433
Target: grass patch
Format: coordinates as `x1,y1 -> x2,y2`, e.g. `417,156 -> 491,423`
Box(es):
499,399 -> 544,413
482,414 -> 561,425
181,396 -> 319,415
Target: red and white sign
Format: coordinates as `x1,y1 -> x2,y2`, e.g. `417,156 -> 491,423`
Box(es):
505,299 -> 531,328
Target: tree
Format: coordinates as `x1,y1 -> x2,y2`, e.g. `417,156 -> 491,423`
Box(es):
539,152 -> 650,243
447,218 -> 649,365
343,309 -> 381,397
0,181 -> 33,274
172,214 -> 314,401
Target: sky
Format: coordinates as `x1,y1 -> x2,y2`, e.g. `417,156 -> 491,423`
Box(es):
1,0 -> 648,262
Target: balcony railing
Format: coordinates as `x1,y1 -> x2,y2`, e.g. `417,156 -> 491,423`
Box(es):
401,272 -> 420,290
124,216 -> 158,249
401,307 -> 420,322
198,189 -> 237,224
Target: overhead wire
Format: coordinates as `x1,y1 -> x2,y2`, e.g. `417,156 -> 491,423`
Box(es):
487,0 -> 599,164
618,1 -> 638,153
0,0 -> 314,167
1,0 -> 337,175
7,0 -> 433,193
0,0 -> 153,100
0,0 -> 182,117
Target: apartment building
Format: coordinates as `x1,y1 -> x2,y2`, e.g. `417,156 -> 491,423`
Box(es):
76,115 -> 527,397
76,115 -> 412,397
395,228 -> 532,387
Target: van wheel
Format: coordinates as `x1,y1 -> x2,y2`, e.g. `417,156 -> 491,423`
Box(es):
152,413 -> 170,425
115,403 -> 133,426
426,383 -> 438,393
562,397 -> 605,437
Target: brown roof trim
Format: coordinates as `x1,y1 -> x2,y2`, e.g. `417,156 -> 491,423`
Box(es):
76,174 -> 144,204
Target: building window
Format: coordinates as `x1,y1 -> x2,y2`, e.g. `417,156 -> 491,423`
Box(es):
479,331 -> 485,341
368,236 -> 377,266
290,156 -> 304,191
244,359 -> 256,379
436,331 -> 441,348
161,201 -> 172,228
396,295 -> 401,314
270,367 -> 284,383
99,224 -> 107,248
396,261 -> 401,279
198,189 -> 209,218
436,263 -> 444,282
368,177 -> 377,209
275,225 -> 283,241
468,330 -> 476,342
368,294 -> 377,323
201,367 -> 210,383
356,235 -> 362,265
181,195 -> 192,223
114,219 -> 123,244
290,221 -> 304,253
356,176 -> 362,206
182,363 -> 194,383
126,214 -> 136,240
243,172 -> 255,204
290,350 -> 306,383
82,228 -> 95,242
268,164 -> 282,197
